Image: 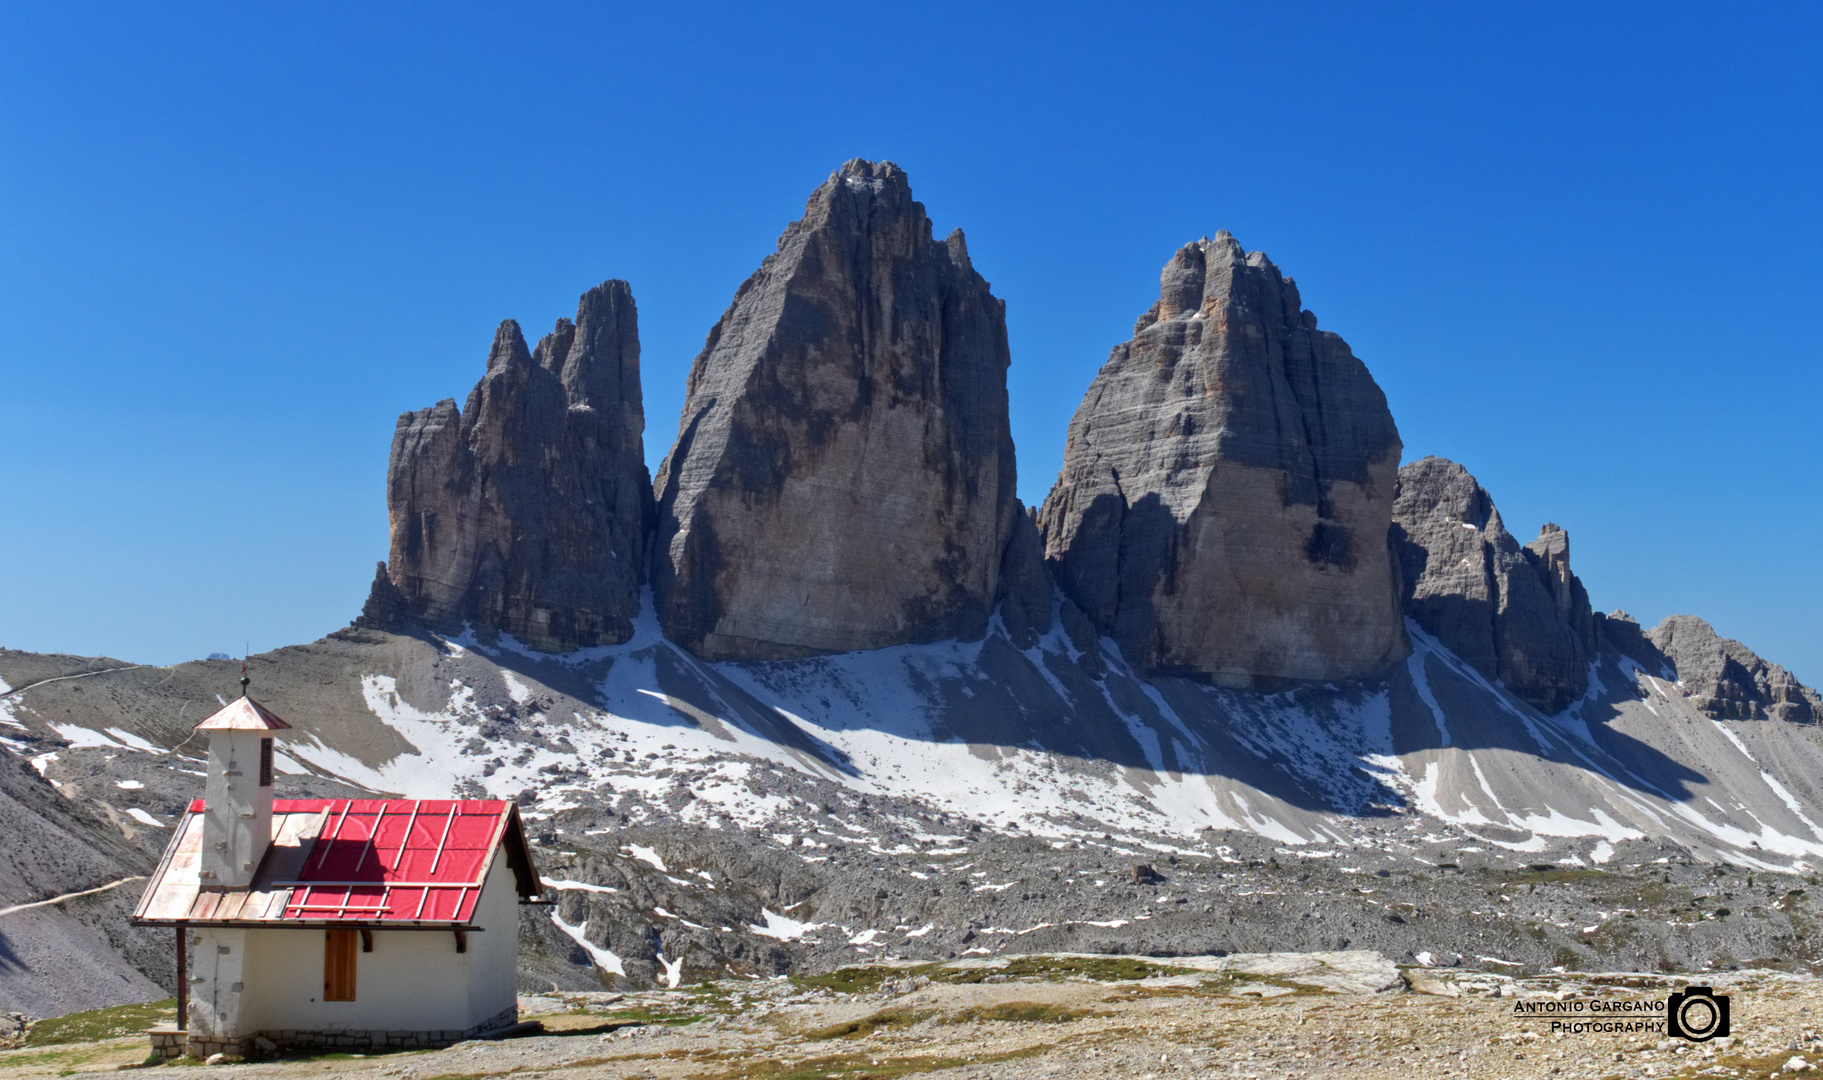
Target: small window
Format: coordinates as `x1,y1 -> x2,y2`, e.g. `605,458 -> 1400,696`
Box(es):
324,928 -> 357,1001
258,737 -> 273,787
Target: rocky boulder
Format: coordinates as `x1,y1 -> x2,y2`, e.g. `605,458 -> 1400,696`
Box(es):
1038,233 -> 1406,686
1646,614 -> 1819,723
366,281 -> 652,650
651,160 -> 1019,661
1390,456 -> 1596,713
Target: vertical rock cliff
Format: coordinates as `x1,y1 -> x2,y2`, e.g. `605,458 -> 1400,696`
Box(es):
1038,234 -> 1407,686
366,280 -> 651,651
1390,456 -> 1596,712
651,160 -> 1018,661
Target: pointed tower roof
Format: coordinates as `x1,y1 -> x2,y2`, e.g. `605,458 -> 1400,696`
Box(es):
194,696 -> 292,731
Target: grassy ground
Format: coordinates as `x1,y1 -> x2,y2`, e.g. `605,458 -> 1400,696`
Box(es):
24,999 -> 175,1047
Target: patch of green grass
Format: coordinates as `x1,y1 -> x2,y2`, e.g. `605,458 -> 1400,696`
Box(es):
1007,956 -> 1176,982
605,1008 -> 706,1027
0,1049 -> 92,1071
25,998 -> 176,1046
701,1044 -> 1047,1080
1183,972 -> 1324,999
948,1002 -> 1097,1024
804,1007 -> 933,1040
794,965 -> 940,994
938,956 -> 1177,984
541,1013 -> 698,1038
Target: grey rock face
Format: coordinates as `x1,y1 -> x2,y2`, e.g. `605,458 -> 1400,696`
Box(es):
1525,523 -> 1596,653
1390,456 -> 1596,713
1646,614 -> 1820,723
370,281 -> 651,651
1597,609 -> 1658,667
1038,233 -> 1407,686
996,506 -> 1054,651
652,160 -> 1018,661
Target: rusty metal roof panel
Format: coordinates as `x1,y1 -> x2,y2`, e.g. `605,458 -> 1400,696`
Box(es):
133,811 -> 204,921
193,696 -> 292,731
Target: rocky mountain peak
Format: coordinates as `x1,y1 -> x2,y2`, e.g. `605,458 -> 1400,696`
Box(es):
835,156 -> 907,189
485,319 -> 532,372
1039,234 -> 1407,686
365,280 -> 651,651
651,159 -> 1018,661
1525,522 -> 1593,637
1137,232 -> 1300,330
1643,615 -> 1819,723
1391,457 -> 1598,713
537,281 -> 643,413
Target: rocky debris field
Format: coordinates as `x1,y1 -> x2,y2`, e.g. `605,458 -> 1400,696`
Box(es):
524,804 -> 1823,993
9,954 -> 1823,1079
8,607 -> 1823,1017
14,664 -> 1823,1006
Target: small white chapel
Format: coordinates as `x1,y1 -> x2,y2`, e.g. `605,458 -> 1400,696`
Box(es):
133,684 -> 543,1059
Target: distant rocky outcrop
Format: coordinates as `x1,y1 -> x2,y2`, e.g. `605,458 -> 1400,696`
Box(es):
1391,456 -> 1597,713
1639,614 -> 1819,723
651,159 -> 1018,661
365,281 -> 652,651
1038,233 -> 1407,687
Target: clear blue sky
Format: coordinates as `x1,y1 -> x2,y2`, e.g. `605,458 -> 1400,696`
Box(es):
2,3 -> 1818,685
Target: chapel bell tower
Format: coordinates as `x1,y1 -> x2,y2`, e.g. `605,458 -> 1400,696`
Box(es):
194,676 -> 290,888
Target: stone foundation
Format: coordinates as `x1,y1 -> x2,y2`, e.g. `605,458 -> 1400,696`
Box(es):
145,1027 -> 188,1060
150,1004 -> 519,1059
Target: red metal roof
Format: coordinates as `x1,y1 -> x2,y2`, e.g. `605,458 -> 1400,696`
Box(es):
136,798 -> 539,927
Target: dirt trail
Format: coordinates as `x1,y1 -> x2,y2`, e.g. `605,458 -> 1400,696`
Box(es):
0,875 -> 145,918
0,666 -> 142,701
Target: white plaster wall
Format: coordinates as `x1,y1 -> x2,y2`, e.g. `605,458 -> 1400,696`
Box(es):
465,854 -> 520,1026
201,730 -> 274,888
240,856 -> 519,1033
188,927 -> 251,1039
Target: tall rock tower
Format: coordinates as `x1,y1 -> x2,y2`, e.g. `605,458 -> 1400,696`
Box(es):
1039,234 -> 1407,686
1390,456 -> 1597,712
652,159 -> 1019,661
366,281 -> 652,651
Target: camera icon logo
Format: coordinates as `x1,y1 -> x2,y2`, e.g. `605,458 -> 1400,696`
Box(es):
1666,985 -> 1731,1042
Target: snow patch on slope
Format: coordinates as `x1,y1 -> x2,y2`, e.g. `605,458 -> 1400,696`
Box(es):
550,913 -> 626,975
0,678 -> 22,729
269,592 -> 1823,871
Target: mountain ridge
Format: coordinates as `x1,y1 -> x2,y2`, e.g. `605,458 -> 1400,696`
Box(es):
5,157 -> 1821,1014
